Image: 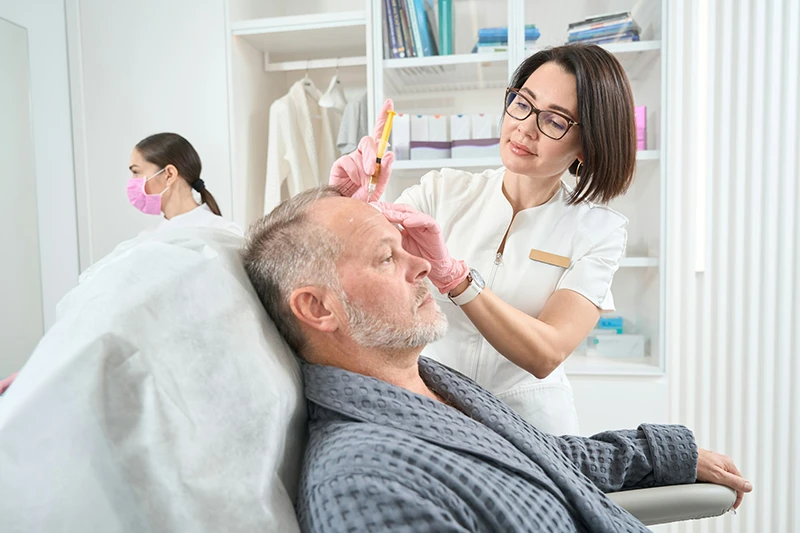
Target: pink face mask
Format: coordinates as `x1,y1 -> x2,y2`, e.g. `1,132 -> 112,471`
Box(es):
127,168 -> 168,215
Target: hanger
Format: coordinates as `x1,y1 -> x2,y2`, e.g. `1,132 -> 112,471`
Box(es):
318,58 -> 348,111
301,60 -> 317,98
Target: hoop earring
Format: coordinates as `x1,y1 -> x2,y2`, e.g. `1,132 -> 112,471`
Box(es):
575,161 -> 583,178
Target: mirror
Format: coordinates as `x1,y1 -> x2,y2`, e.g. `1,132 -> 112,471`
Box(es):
0,17 -> 43,376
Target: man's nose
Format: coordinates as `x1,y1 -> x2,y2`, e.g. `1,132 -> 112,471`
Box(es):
408,254 -> 431,282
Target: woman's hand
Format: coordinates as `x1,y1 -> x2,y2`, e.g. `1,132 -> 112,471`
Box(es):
329,99 -> 395,201
374,202 -> 468,294
697,448 -> 752,509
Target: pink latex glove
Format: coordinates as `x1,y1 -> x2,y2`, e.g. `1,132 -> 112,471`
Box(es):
374,202 -> 469,294
0,372 -> 19,395
329,99 -> 396,201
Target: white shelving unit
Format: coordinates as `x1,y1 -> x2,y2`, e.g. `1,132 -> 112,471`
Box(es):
227,0 -> 667,379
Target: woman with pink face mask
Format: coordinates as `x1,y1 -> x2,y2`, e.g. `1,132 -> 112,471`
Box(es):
0,134 -> 243,397
128,132 -> 242,236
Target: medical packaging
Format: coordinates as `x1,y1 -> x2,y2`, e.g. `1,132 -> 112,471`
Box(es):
451,139 -> 500,158
391,113 -> 411,160
598,315 -> 624,329
450,114 -> 471,141
635,106 -> 647,150
410,115 -> 429,141
471,113 -> 495,139
428,115 -> 450,142
410,141 -> 452,160
586,333 -> 646,358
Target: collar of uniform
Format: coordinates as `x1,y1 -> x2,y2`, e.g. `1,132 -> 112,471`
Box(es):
301,357 -> 565,487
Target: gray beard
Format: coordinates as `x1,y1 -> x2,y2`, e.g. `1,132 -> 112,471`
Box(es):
342,286 -> 449,351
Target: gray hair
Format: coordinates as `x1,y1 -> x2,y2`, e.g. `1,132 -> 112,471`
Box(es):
242,186 -> 344,355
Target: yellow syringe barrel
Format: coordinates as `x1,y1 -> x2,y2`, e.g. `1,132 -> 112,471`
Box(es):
369,110 -> 396,193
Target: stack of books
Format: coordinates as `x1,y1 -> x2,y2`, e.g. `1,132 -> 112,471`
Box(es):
383,0 -> 440,58
567,12 -> 640,45
472,25 -> 540,53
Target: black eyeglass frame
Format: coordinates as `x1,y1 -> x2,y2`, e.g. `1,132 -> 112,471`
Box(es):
504,88 -> 581,140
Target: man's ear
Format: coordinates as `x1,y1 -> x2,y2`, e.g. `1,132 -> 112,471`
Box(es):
289,286 -> 340,333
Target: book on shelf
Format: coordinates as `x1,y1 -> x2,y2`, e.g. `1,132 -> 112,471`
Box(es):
568,11 -> 631,32
477,25 -> 540,43
384,0 -> 439,58
567,11 -> 641,44
568,20 -> 640,42
577,31 -> 640,45
473,40 -> 539,54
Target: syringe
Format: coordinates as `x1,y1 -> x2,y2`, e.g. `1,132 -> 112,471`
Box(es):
368,110 -> 396,202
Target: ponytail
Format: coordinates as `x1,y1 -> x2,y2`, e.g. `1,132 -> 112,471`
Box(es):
199,188 -> 222,216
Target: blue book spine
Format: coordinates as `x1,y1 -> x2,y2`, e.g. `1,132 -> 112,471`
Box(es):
568,21 -> 639,42
397,0 -> 415,57
438,0 -> 453,55
478,27 -> 540,42
577,31 -> 640,45
388,0 -> 406,57
413,0 -> 433,56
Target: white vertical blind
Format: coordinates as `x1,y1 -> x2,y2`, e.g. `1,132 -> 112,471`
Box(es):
666,0 -> 800,531
666,0 -> 800,533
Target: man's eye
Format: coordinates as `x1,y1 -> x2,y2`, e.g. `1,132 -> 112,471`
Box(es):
382,255 -> 394,264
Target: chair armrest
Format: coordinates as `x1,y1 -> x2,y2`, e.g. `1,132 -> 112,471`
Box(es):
607,483 -> 736,526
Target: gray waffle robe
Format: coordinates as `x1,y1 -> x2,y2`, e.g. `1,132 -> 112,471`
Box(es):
296,357 -> 698,532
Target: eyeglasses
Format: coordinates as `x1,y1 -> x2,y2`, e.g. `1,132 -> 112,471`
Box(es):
504,88 -> 580,140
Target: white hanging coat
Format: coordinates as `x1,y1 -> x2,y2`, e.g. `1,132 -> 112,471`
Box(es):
397,167 -> 628,435
263,81 -> 340,214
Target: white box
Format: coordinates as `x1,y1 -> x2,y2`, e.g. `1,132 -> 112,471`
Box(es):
410,115 -> 429,142
451,139 -> 499,158
586,334 -> 645,358
410,141 -> 451,160
450,114 -> 471,141
391,113 -> 411,160
428,115 -> 449,142
471,114 -> 494,139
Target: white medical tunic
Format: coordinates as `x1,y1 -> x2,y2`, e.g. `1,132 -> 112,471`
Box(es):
396,167 -> 628,435
153,203 -> 244,237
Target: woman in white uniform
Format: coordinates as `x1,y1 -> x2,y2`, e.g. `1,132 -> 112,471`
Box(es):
0,134 -> 243,394
128,132 -> 242,236
329,44 -> 636,435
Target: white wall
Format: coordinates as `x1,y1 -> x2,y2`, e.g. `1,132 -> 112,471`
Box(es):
0,0 -> 80,332
0,18 -> 43,375
68,0 -> 233,268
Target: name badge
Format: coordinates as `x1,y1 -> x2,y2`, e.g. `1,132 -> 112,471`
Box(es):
529,249 -> 571,268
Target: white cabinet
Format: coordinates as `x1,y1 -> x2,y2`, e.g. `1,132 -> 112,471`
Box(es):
226,0 -> 668,383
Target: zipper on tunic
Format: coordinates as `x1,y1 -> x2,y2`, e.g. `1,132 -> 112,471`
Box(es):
487,252 -> 503,288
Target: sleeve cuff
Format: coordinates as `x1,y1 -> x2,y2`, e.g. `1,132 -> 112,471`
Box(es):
640,424 -> 698,486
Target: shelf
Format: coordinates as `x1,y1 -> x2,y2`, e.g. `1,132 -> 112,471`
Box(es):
565,354 -> 664,377
264,56 -> 366,72
393,157 -> 502,171
383,52 -> 509,94
384,51 -> 508,69
527,40 -> 661,80
393,151 -> 656,171
619,257 -> 659,268
231,12 -> 366,62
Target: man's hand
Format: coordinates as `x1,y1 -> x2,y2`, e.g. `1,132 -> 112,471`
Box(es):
697,448 -> 752,509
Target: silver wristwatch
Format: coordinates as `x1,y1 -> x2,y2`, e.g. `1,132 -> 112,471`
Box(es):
448,268 -> 486,306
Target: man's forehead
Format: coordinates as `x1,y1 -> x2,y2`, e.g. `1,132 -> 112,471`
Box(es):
312,197 -> 397,248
